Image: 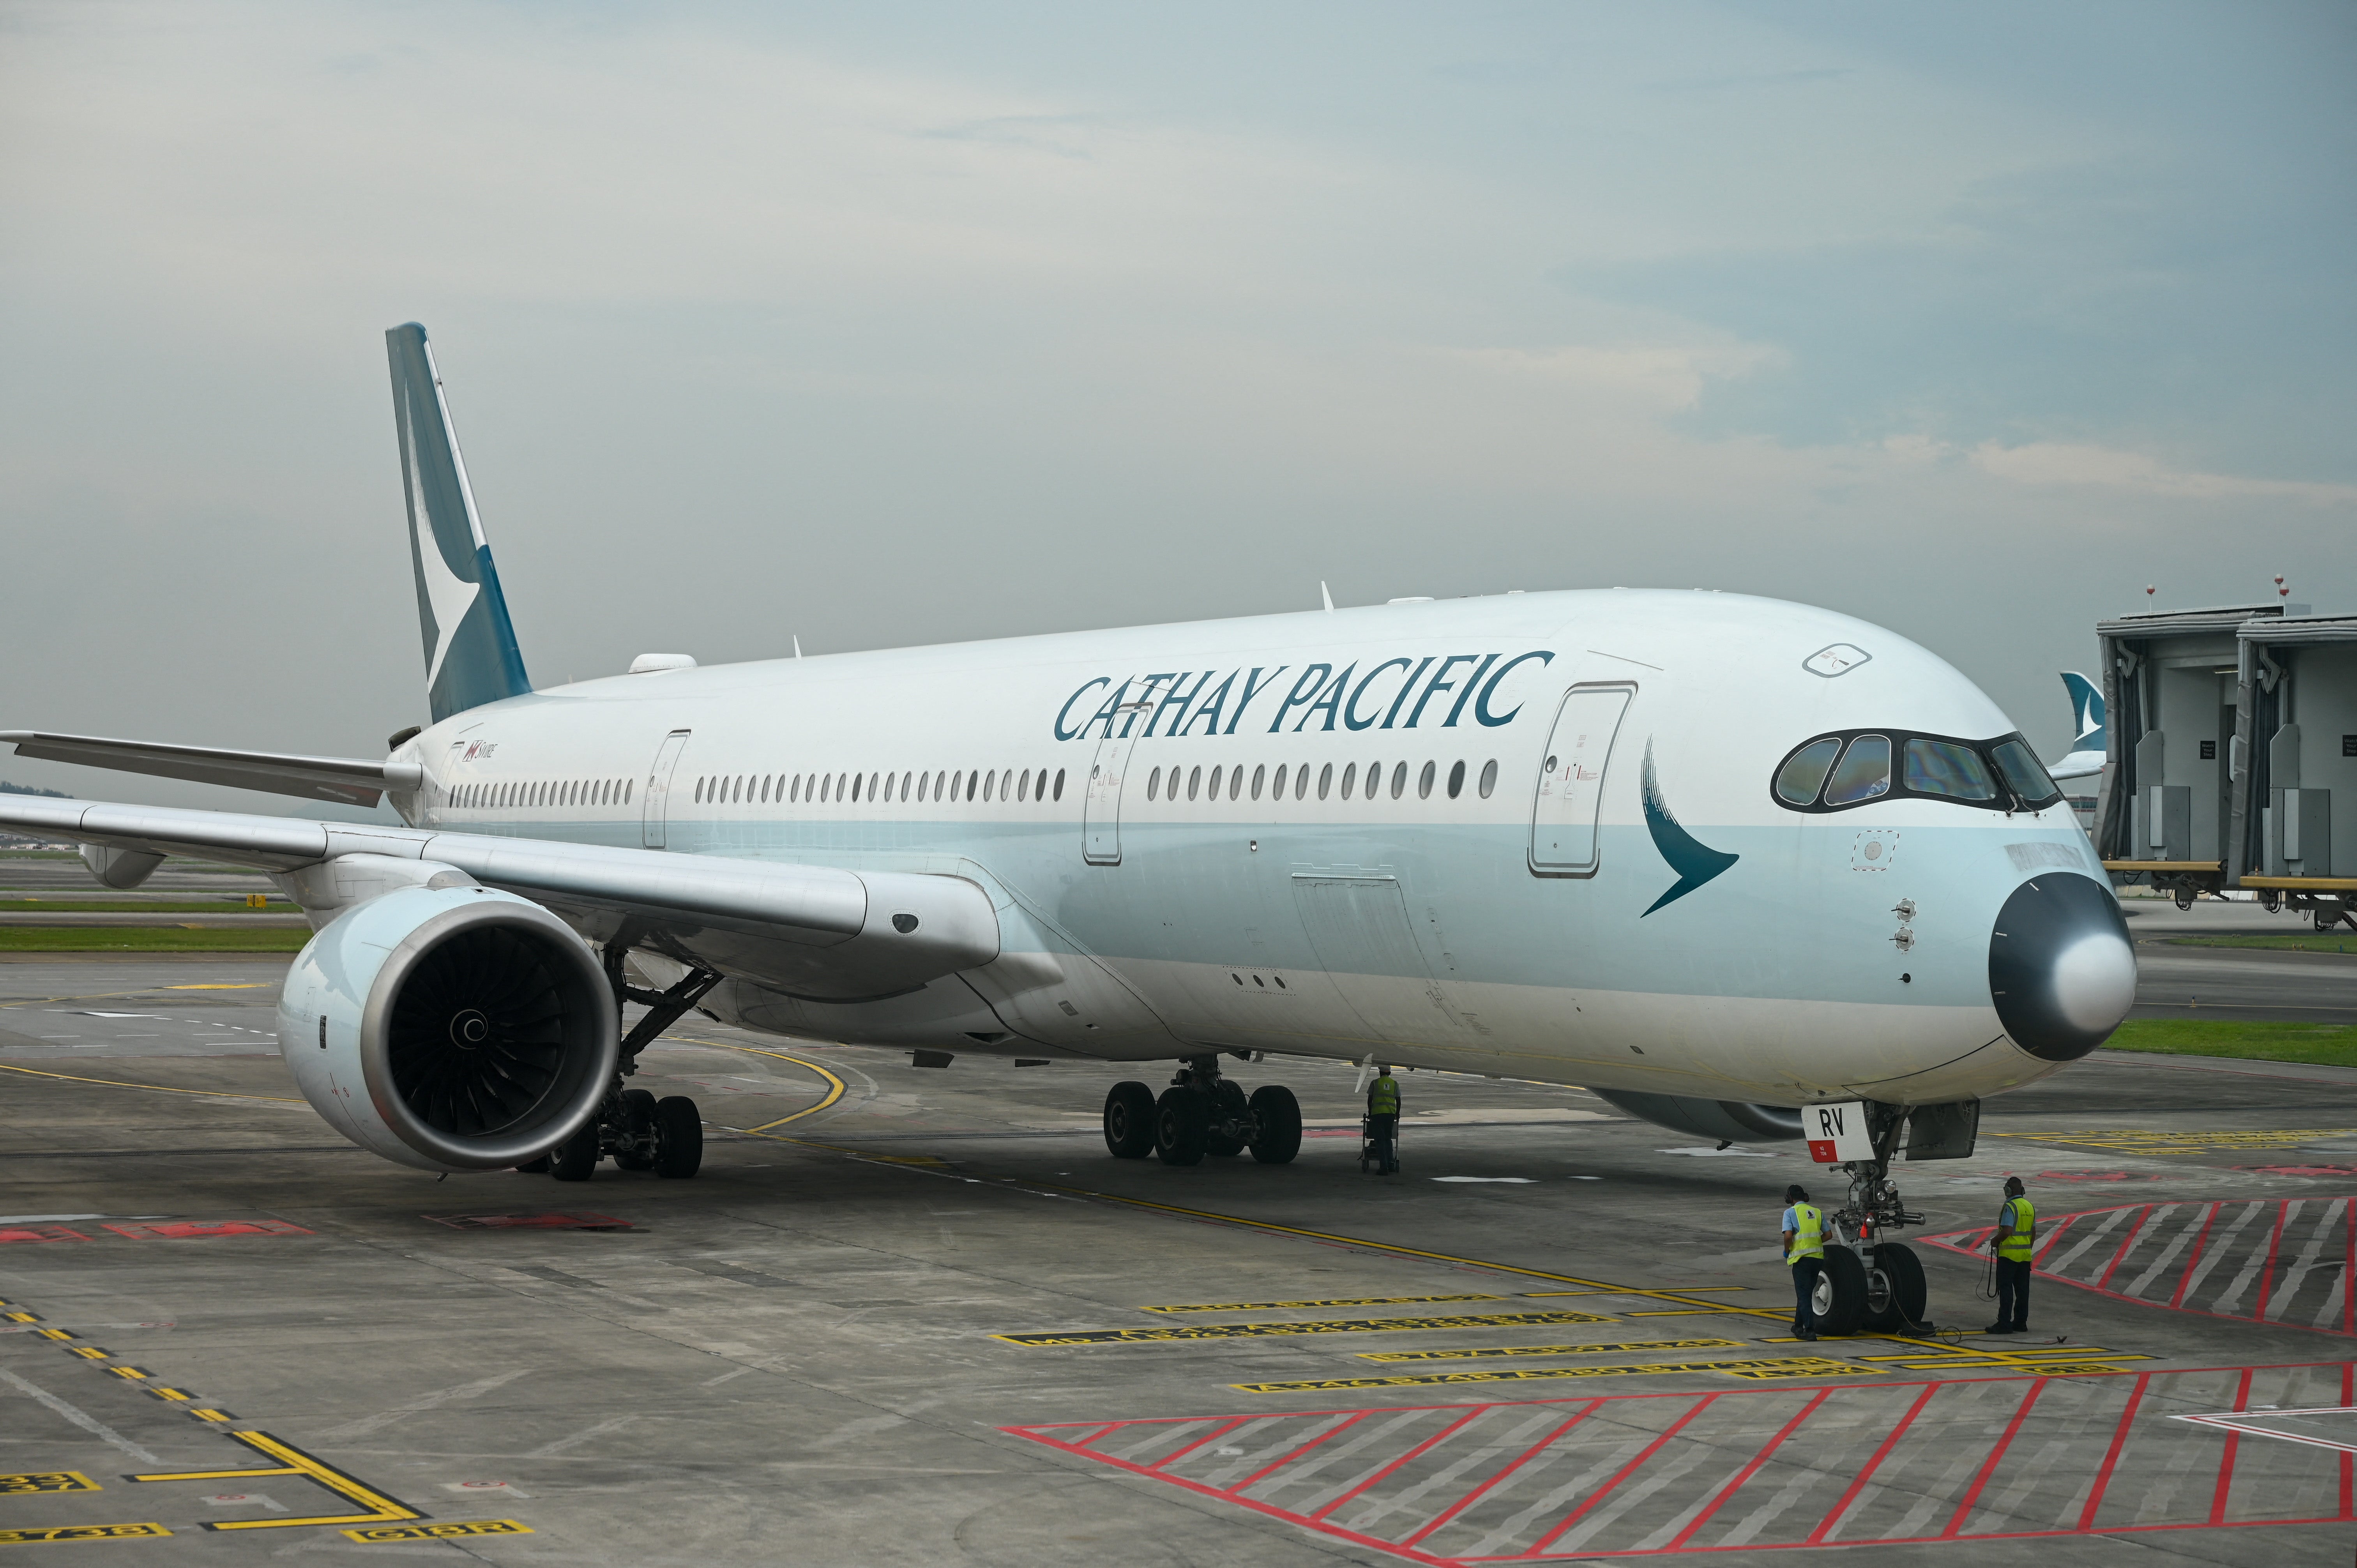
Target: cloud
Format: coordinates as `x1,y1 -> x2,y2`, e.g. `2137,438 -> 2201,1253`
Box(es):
1969,441 -> 2357,506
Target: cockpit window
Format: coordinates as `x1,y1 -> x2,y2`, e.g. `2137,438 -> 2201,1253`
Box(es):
1774,737 -> 1843,805
1991,738 -> 2062,809
1903,738 -> 1998,801
1771,728 -> 2061,814
1822,735 -> 1892,806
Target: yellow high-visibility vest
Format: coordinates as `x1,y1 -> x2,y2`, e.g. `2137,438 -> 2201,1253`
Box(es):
1787,1202 -> 1824,1264
1368,1076 -> 1399,1115
1998,1198 -> 2035,1262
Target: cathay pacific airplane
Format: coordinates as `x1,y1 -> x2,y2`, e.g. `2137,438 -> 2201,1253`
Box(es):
0,324 -> 2134,1333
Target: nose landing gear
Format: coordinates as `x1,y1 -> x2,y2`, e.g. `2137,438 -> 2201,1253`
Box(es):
1102,1055 -> 1302,1167
1814,1104 -> 1933,1336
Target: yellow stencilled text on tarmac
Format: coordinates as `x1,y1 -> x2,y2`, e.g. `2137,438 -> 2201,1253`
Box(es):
998,1310 -> 1615,1346
1233,1357 -> 1870,1393
0,1474 -> 100,1496
0,1522 -> 170,1543
1141,1294 -> 1505,1314
344,1520 -> 531,1542
1359,1338 -> 1744,1363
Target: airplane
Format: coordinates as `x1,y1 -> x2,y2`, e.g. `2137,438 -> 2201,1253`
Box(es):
2049,672 -> 2106,835
0,323 -> 2135,1334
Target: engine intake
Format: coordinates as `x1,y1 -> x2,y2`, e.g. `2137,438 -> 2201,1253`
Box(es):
278,885 -> 617,1171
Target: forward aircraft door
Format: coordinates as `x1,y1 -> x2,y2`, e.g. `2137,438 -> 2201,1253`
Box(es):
642,729 -> 691,849
1530,686 -> 1632,876
1082,730 -> 1137,865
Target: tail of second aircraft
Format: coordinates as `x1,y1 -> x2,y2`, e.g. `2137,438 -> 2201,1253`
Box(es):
387,323 -> 531,725
2060,671 -> 2105,751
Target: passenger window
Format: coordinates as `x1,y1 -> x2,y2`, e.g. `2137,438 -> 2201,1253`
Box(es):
1272,764 -> 1287,799
1002,769 -> 1013,801
1053,768 -> 1065,801
1823,736 -> 1892,806
982,771 -> 994,803
1253,765 -> 1268,800
1903,739 -> 1997,801
1447,760 -> 1465,799
1147,766 -> 1162,801
1418,761 -> 1435,799
1774,737 -> 1843,806
1479,759 -> 1497,799
1229,766 -> 1243,801
1390,761 -> 1407,800
1341,762 -> 1358,799
967,770 -> 979,800
872,772 -> 882,801
1990,738 -> 2061,807
1018,770 -> 1030,802
1318,763 -> 1333,800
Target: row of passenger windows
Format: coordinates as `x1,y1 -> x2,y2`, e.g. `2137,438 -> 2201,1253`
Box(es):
1772,730 -> 2061,814
691,767 -> 1068,807
1146,758 -> 1502,803
453,778 -> 630,810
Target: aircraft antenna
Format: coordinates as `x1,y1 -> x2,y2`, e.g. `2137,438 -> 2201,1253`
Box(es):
793,636 -> 803,660
1320,581 -> 1335,613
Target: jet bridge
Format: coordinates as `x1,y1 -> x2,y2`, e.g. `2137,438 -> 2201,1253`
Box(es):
2096,601 -> 2357,924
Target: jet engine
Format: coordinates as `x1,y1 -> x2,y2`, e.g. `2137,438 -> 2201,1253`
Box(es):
1588,1090 -> 1803,1144
277,883 -> 618,1172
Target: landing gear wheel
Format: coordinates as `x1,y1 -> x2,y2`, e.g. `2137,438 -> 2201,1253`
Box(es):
652,1095 -> 703,1178
1862,1243 -> 1928,1333
549,1118 -> 600,1182
1103,1081 -> 1157,1158
614,1088 -> 658,1171
1811,1248 -> 1870,1336
1247,1085 -> 1302,1165
1205,1081 -> 1249,1157
1154,1087 -> 1209,1167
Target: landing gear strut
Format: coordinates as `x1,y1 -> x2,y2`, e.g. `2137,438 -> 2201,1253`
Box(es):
539,941 -> 721,1182
1102,1054 -> 1301,1167
1815,1103 -> 1931,1336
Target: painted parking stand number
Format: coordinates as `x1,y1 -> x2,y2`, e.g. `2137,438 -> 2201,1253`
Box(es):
1806,1101 -> 1873,1164
0,1522 -> 171,1543
344,1520 -> 531,1542
0,1474 -> 101,1495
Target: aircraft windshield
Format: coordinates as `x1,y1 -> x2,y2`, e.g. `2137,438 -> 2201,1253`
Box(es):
1771,729 -> 2062,814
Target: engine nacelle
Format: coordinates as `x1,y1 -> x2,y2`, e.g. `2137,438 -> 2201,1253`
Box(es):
1589,1090 -> 1803,1144
277,885 -> 617,1172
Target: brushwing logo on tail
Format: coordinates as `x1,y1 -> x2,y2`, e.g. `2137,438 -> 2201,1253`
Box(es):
1641,740 -> 1738,915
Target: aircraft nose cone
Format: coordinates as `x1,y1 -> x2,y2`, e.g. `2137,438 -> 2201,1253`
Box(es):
1988,872 -> 2136,1060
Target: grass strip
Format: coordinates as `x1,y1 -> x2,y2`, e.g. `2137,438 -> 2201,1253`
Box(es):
2164,934 -> 2357,954
0,926 -> 308,952
0,899 -> 297,913
2104,1017 -> 2357,1068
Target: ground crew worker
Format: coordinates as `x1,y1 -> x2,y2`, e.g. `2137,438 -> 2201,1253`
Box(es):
1366,1066 -> 1400,1174
1986,1176 -> 2035,1334
1781,1183 -> 1823,1341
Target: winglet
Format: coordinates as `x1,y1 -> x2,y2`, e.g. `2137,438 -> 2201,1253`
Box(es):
387,323 -> 531,723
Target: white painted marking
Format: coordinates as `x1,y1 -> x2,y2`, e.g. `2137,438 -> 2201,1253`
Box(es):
0,1368 -> 163,1464
1431,1176 -> 1536,1184
315,1366 -> 534,1439
1657,1147 -> 1773,1158
525,1414 -> 637,1459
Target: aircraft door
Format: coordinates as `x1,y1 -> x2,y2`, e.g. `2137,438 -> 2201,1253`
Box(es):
1083,731 -> 1137,865
642,729 -> 691,849
1530,686 -> 1633,876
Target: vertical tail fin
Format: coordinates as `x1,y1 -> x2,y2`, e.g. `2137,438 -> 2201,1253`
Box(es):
2060,671 -> 2106,749
387,323 -> 531,724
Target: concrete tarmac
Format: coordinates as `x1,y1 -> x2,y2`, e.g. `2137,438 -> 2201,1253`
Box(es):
4,953 -> 2356,1565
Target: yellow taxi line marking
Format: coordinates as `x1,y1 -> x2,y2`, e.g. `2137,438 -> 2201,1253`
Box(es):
0,1062 -> 304,1105
1991,1128 -> 2357,1152
998,1309 -> 1617,1346
1234,1357 -> 1873,1393
1359,1338 -> 1746,1363
665,1040 -> 848,1134
127,1431 -> 422,1532
1142,1294 -> 1505,1314
167,984 -> 270,991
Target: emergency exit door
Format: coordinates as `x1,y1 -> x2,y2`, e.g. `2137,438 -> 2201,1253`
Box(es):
642,729 -> 691,849
1530,686 -> 1632,876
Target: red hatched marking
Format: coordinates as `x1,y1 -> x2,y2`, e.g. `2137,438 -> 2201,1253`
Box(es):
422,1212 -> 633,1230
0,1226 -> 90,1245
1006,1362 -> 2357,1560
102,1220 -> 310,1240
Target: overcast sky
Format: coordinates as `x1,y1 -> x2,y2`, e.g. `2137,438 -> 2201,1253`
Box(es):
3,1 -> 2351,811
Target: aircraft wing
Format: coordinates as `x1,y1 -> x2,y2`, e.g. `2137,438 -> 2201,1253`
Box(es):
0,730 -> 420,808
0,794 -> 1000,1003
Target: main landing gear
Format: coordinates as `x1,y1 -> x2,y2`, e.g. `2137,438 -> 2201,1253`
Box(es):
1810,1104 -> 1931,1337
1103,1054 -> 1302,1167
527,942 -> 723,1183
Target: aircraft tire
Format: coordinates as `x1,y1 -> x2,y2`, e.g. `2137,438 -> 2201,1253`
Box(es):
1155,1087 -> 1209,1167
1103,1081 -> 1157,1158
1813,1248 -> 1870,1336
1863,1243 -> 1928,1333
652,1096 -> 703,1178
614,1088 -> 658,1171
1205,1081 -> 1250,1157
1247,1085 -> 1302,1165
550,1118 -> 600,1182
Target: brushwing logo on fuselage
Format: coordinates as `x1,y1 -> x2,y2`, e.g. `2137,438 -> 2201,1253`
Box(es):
1640,740 -> 1739,915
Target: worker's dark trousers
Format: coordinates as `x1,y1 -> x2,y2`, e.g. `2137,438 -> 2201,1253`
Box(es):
1790,1258 -> 1822,1335
1368,1114 -> 1398,1172
1995,1258 -> 2031,1331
